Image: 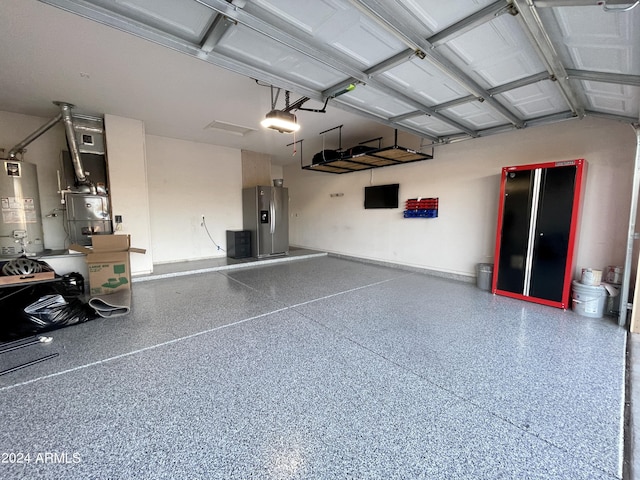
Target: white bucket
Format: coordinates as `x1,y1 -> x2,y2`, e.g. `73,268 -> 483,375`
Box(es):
572,280 -> 607,318
580,268 -> 602,286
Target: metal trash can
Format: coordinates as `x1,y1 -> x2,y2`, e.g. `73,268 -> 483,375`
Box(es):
476,263 -> 493,291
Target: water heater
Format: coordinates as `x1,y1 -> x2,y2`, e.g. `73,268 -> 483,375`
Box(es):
0,160 -> 45,256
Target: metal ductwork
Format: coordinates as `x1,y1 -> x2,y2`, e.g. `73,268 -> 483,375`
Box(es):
2,101 -> 111,251
6,101 -> 90,186
55,101 -> 88,184
7,113 -> 63,159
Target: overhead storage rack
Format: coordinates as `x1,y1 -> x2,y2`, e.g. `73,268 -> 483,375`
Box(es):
301,128 -> 433,174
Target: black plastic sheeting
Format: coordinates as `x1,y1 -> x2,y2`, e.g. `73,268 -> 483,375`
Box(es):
0,273 -> 97,341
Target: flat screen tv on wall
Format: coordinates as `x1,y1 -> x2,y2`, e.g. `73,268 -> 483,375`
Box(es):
364,183 -> 399,209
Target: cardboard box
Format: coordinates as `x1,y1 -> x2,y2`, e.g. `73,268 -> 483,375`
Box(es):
70,234 -> 146,296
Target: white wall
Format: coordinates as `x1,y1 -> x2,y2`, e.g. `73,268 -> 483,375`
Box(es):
146,135 -> 242,264
241,150 -> 271,188
285,117 -> 637,280
0,110 -> 244,271
104,114 -> 154,275
271,164 -> 284,183
4,109 -> 635,284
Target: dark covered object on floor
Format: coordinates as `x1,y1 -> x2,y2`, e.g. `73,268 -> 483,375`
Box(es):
0,272 -> 96,341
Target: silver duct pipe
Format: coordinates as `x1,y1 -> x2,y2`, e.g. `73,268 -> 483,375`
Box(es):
7,113 -> 63,159
55,101 -> 87,184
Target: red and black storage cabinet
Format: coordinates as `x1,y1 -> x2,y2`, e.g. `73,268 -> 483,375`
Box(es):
492,159 -> 585,309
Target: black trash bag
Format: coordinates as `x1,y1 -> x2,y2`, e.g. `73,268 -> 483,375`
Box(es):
58,272 -> 85,296
344,145 -> 377,156
312,149 -> 341,164
23,295 -> 94,328
0,272 -> 96,341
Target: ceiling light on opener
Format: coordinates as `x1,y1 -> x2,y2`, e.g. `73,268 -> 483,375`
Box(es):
260,110 -> 300,133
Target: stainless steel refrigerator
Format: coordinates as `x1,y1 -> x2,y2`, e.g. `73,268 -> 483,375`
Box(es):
242,186 -> 289,258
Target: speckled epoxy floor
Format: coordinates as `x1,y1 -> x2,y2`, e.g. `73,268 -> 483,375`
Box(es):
0,256 -> 627,479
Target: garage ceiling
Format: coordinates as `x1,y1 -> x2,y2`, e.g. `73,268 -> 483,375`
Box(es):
2,0 -> 639,166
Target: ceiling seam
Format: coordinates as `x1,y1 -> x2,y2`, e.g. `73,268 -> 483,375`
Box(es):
195,0 -> 482,137
509,0 -> 585,118
348,0 -> 527,129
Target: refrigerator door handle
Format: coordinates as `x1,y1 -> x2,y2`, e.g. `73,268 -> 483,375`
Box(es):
270,198 -> 276,235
